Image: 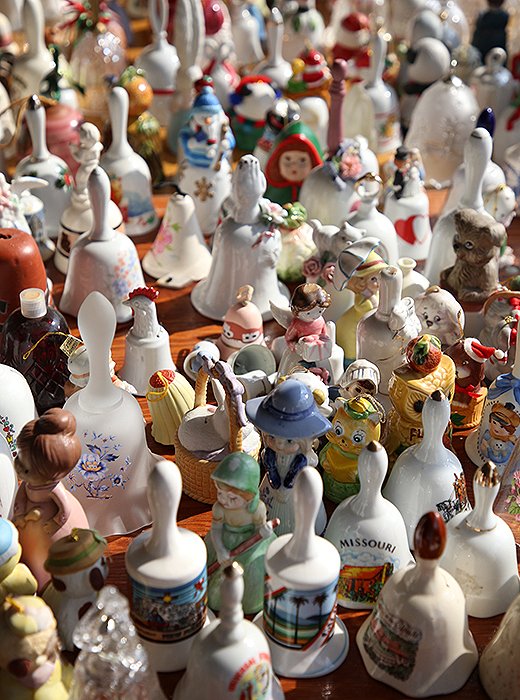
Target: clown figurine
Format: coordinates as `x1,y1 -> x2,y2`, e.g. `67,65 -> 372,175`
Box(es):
334,238 -> 388,365
206,452 -> 277,614
265,121 -> 323,206
246,378 -> 332,536
178,80 -> 235,235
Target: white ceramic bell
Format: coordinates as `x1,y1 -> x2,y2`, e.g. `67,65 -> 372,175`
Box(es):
10,0 -> 54,101
470,48 -> 515,119
397,258 -> 429,299
440,462 -> 520,618
191,155 -> 289,321
56,122 -> 123,275
384,390 -> 469,547
174,562 -> 284,700
405,75 -> 479,188
60,167 -> 145,323
14,95 -> 72,239
126,460 -> 209,672
466,330 -> 520,471
134,0 -> 179,126
423,126 -> 492,286
357,511 -> 478,697
119,286 -> 176,396
100,86 -> 158,237
384,166 -> 433,262
0,453 -> 16,518
347,173 -> 399,264
0,363 -> 37,462
342,81 -> 376,153
254,468 -> 349,678
479,593 -> 520,700
364,32 -> 401,157
357,265 -> 421,395
142,190 -> 212,288
282,0 -> 325,63
254,7 -> 291,88
63,291 -> 157,536
202,42 -> 239,112
325,441 -> 414,610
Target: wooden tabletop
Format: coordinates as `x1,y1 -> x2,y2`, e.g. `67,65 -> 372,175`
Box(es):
45,190 -> 520,699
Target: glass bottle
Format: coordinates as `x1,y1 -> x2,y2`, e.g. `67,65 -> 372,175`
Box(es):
1,288 -> 70,413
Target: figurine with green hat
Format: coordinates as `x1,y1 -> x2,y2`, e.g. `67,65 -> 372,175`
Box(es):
264,121 -> 323,206
0,518 -> 37,602
246,378 -> 331,536
206,452 -> 277,615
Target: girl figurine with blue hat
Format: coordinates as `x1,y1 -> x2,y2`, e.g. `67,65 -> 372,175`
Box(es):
246,378 -> 331,536
0,518 -> 37,602
206,452 -> 277,615
178,79 -> 236,235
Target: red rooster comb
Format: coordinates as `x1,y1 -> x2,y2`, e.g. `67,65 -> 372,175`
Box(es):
128,287 -> 159,301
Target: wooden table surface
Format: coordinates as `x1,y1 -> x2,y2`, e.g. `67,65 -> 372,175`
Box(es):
45,189 -> 520,699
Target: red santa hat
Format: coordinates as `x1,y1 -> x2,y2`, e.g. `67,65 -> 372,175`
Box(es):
296,48 -> 328,86
338,12 -> 371,48
464,338 -> 505,363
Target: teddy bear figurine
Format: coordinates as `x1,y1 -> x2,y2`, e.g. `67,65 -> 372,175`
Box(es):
440,208 -> 506,306
0,519 -> 37,602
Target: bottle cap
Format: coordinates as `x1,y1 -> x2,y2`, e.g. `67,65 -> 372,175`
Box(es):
20,287 -> 46,318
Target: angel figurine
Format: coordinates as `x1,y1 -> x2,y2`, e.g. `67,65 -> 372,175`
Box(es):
270,282 -> 344,383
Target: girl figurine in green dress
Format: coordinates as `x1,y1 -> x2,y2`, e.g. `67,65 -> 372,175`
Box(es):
206,452 -> 277,614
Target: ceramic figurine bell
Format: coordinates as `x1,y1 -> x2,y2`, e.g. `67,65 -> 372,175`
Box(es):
60,167 -> 146,324
206,452 -> 277,614
56,122 -> 124,275
14,95 -> 73,239
466,329 -> 520,470
175,562 -> 284,700
347,174 -> 399,265
282,0 -> 324,63
0,595 -> 72,699
12,408 -> 89,592
384,390 -> 469,547
357,265 -> 422,395
142,189 -> 212,288
10,0 -> 54,101
134,0 -> 179,125
214,285 -> 265,362
480,592 -> 520,700
332,11 -> 371,82
338,359 -> 380,399
246,378 -> 331,536
446,338 -> 504,434
405,75 -> 479,189
325,442 -> 413,609
63,292 -> 157,536
357,512 -> 478,697
70,586 -> 166,700
276,202 -> 316,283
397,258 -> 429,300
470,47 -> 515,118
229,77 -> 281,152
424,126 -> 494,286
319,394 -> 384,503
333,238 -> 388,364
191,155 -> 289,321
254,467 -> 349,678
0,364 -> 37,463
230,0 -> 264,70
43,528 -> 109,651
178,82 -> 235,236
100,86 -> 158,237
414,286 -> 465,348
146,370 -> 195,445
386,335 -> 456,456
440,208 -> 506,306
270,283 -> 345,384
0,518 -> 37,601
126,461 -> 209,671
441,462 -> 520,617
118,286 -> 176,396
254,7 -> 292,88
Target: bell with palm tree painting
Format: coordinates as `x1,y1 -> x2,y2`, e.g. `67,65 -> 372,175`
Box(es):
253,467 -> 349,678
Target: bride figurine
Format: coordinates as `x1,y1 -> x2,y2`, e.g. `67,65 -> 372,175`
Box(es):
191,155 -> 289,320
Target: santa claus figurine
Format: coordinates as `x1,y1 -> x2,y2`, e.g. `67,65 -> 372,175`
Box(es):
332,12 -> 372,82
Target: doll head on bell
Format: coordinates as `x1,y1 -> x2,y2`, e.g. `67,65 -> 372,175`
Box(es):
290,282 -> 330,321
414,285 -> 465,347
14,409 -> 82,486
215,285 -> 264,360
